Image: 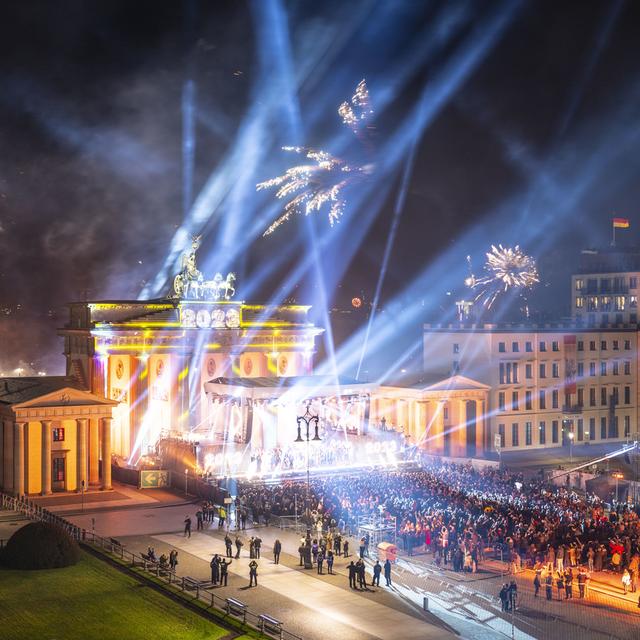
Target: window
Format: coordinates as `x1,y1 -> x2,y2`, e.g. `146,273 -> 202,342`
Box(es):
539,421 -> 546,445
575,278 -> 584,290
625,340 -> 631,350
526,363 -> 533,379
613,340 -> 619,351
613,361 -> 619,375
499,363 -> 505,384
53,457 -> 65,482
624,415 -> 631,438
453,343 -> 460,354
498,424 -> 505,447
539,390 -> 546,409
601,388 -> 608,406
525,422 -> 532,446
601,362 -> 607,376
577,362 -> 584,377
631,296 -> 638,309
590,340 -> 596,351
612,387 -> 619,405
601,417 -> 607,439
539,341 -> 546,352
577,388 -> 584,406
511,423 -> 519,447
601,340 -> 607,350
610,416 -> 619,438
601,278 -> 611,293
52,428 -> 65,442
452,360 -> 460,373
512,341 -> 519,353
552,420 -> 559,444
624,361 -> 631,375
498,342 -> 506,353
552,363 -> 559,378
443,406 -> 449,420
602,296 -> 612,311
552,341 -> 559,352
590,387 -> 596,406
577,340 -> 584,351
511,391 -> 519,411
587,296 -> 598,312
577,418 -> 584,441
588,417 -> 595,441
552,390 -> 559,409
624,386 -> 631,404
630,277 -> 637,289
590,362 -> 596,377
615,296 -> 625,311
539,363 -> 546,378
525,390 -> 532,410
513,363 -> 519,384
525,341 -> 533,352
575,296 -> 584,308
498,392 -> 505,411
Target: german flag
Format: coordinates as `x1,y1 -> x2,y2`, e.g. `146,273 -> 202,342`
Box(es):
613,217 -> 630,228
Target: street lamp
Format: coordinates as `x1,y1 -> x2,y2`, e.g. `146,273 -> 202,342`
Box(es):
568,431 -> 574,464
295,402 -> 320,569
612,471 -> 624,504
184,468 -> 189,497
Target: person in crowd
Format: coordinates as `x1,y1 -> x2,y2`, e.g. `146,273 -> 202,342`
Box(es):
348,561 -> 357,589
372,560 -> 382,586
273,539 -> 282,564
356,559 -> 367,589
183,515 -> 192,538
218,505 -> 227,529
508,581 -> 518,611
219,558 -> 231,586
564,568 -> 573,599
327,550 -> 335,575
210,554 -> 220,584
533,566 -> 541,597
499,583 -> 509,611
384,558 -> 392,587
622,568 -> 631,594
254,536 -> 262,559
225,534 -> 233,558
249,559 -> 258,587
235,535 -> 243,559
545,572 -> 553,600
556,570 -> 565,600
317,550 -> 324,574
196,508 -> 204,531
577,567 -> 588,598
249,537 -> 256,559
169,549 -> 178,571
343,539 -> 350,558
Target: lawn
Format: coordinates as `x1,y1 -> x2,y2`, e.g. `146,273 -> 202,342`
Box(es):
0,551 -> 232,640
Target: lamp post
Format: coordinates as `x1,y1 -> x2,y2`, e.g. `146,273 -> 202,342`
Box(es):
612,471 -> 624,504
568,431 -> 574,464
295,403 -> 320,569
184,468 -> 189,497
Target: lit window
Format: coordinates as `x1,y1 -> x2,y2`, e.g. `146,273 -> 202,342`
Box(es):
575,296 -> 584,309
53,428 -> 65,442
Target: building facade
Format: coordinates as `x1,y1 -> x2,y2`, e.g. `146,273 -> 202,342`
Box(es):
423,322 -> 639,452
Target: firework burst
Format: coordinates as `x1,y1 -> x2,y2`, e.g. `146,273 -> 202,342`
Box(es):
466,244 -> 539,311
257,79 -> 374,236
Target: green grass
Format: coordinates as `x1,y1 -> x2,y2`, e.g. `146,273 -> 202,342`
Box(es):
0,551 -> 231,640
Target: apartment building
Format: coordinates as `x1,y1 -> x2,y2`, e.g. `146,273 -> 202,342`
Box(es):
423,323 -> 639,452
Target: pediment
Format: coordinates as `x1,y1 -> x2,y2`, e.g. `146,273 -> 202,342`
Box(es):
421,374 -> 490,392
12,386 -> 118,410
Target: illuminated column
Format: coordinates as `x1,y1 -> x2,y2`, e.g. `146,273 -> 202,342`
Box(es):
3,420 -> 14,490
430,402 -> 445,455
416,401 -> 428,445
13,422 -> 25,496
475,399 -> 485,455
41,420 -> 52,495
451,399 -> 467,458
89,418 -> 100,485
76,418 -> 88,491
101,417 -> 112,490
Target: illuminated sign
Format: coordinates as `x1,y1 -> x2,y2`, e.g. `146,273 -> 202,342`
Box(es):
180,305 -> 241,329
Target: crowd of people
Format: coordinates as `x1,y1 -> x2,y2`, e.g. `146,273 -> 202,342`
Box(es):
236,456 -> 640,596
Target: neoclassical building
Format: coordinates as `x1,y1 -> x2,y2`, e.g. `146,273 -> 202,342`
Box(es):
0,377 -> 116,495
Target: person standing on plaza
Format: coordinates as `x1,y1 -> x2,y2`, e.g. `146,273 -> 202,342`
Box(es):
219,558 -> 231,586
359,537 -> 366,559
249,559 -> 258,587
210,554 -> 220,585
249,536 -> 256,559
384,558 -> 392,587
334,533 -> 342,556
622,568 -> 631,594
317,550 -> 324,575
357,559 -> 366,589
499,584 -> 509,612
343,539 -> 349,558
508,581 -> 518,611
587,546 -> 595,572
235,535 -> 244,559
556,570 -> 565,600
533,567 -> 541,597
348,561 -> 357,589
184,515 -> 192,538
273,539 -> 282,564
372,560 -> 382,586
564,568 -> 573,599
196,508 -> 204,531
545,572 -> 553,600
169,550 -> 179,571
224,533 -> 233,558
254,536 -> 262,559
218,505 -> 226,529
577,567 -> 587,598
327,550 -> 334,574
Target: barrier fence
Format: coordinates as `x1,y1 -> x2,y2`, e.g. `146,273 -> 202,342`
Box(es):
0,493 -> 302,640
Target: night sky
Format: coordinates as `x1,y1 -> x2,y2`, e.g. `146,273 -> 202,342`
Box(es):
1,0 -> 639,376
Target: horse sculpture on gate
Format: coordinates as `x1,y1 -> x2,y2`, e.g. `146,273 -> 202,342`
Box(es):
172,236 -> 237,300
